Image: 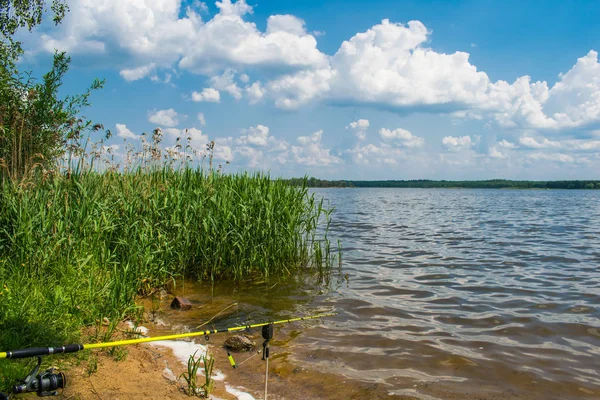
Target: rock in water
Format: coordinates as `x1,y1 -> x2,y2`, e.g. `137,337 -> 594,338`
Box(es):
170,296 -> 192,310
224,335 -> 256,352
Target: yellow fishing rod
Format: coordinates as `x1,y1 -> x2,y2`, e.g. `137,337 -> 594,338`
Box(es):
0,313 -> 337,359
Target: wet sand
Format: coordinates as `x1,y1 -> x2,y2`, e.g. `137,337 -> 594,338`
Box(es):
60,321 -> 413,400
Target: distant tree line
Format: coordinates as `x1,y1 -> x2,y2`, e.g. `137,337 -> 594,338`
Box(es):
285,177 -> 350,187
283,178 -> 600,189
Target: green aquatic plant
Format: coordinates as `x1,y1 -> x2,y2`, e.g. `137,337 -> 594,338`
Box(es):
200,352 -> 215,398
179,350 -> 214,398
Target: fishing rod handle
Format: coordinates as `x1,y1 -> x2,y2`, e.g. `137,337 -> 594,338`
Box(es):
2,345 -> 83,359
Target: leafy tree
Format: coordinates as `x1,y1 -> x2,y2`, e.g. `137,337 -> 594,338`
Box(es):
1,0 -> 68,68
0,0 -> 104,181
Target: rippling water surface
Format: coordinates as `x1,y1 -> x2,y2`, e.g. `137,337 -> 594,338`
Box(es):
179,188 -> 600,399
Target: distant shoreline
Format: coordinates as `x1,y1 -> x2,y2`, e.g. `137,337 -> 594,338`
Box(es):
284,178 -> 600,190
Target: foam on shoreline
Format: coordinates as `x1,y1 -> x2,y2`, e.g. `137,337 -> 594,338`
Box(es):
127,322 -> 256,400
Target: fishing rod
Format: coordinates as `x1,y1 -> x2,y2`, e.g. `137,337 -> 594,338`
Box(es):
0,313 -> 336,359
0,312 -> 336,398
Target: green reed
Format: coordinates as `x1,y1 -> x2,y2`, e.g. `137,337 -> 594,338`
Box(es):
0,136 -> 335,390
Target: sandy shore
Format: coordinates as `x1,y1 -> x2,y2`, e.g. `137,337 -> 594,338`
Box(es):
58,321 -> 412,400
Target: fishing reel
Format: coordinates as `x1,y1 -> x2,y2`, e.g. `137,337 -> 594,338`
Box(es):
6,357 -> 65,397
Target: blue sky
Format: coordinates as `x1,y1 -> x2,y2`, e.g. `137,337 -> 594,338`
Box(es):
18,0 -> 600,180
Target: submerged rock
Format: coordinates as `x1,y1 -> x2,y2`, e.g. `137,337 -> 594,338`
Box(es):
224,335 -> 256,352
170,296 -> 192,310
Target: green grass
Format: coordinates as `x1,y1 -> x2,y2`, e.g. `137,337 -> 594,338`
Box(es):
0,167 -> 335,392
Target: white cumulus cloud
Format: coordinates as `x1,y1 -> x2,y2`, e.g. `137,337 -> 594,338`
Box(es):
267,68 -> 334,110
237,124 -> 271,147
246,82 -> 265,104
488,146 -> 506,159
148,108 -> 180,127
213,137 -> 234,162
497,140 -> 517,149
442,135 -> 475,152
346,119 -> 370,140
179,1 -> 328,74
379,128 -> 425,148
191,88 -> 221,102
518,136 -> 562,149
527,152 -> 576,164
210,69 -> 243,100
120,63 -> 156,81
115,123 -> 138,139
235,146 -> 264,167
266,19 -> 492,111
292,130 -> 341,166
164,127 -> 207,142
347,143 -> 404,165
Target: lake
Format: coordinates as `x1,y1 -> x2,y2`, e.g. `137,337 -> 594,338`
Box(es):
175,188 -> 600,399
